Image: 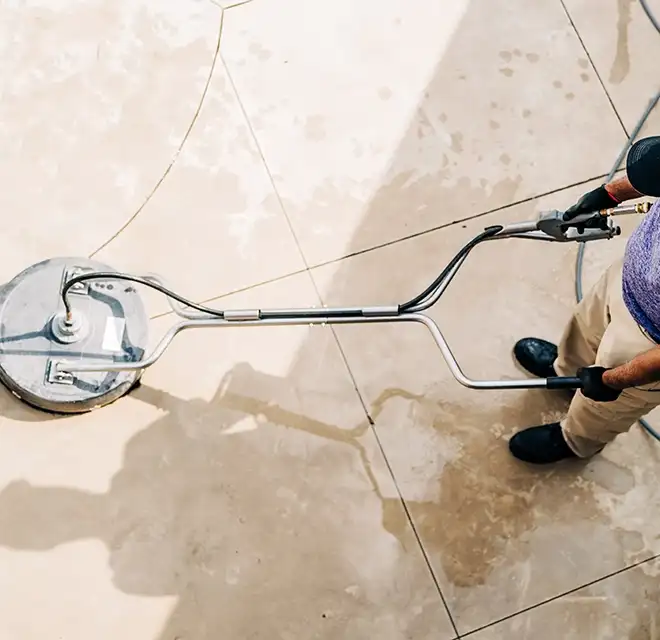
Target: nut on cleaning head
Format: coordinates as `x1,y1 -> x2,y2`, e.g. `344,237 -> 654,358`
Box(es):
50,310 -> 89,344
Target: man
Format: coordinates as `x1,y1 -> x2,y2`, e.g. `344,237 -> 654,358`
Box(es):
509,135 -> 660,464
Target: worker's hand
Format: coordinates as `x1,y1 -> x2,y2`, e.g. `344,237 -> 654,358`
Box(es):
577,366 -> 622,402
563,185 -> 619,221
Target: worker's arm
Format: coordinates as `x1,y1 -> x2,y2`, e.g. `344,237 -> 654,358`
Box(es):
604,175 -> 643,202
563,175 -> 642,220
602,347 -> 660,389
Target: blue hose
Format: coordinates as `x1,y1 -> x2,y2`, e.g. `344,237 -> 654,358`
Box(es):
574,0 -> 660,441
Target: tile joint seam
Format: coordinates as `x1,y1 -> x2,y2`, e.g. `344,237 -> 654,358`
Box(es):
88,7 -> 226,259
459,552 -> 660,637
558,0 -> 630,139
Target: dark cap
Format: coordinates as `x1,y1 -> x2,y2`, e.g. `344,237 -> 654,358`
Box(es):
626,136 -> 660,197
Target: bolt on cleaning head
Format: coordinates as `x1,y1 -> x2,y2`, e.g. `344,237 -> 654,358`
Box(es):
50,309 -> 89,344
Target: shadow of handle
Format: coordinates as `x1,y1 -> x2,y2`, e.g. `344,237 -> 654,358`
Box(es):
0,480 -> 106,550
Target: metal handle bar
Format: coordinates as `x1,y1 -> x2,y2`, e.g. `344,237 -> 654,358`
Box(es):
57,202 -> 652,389
56,312 -> 582,391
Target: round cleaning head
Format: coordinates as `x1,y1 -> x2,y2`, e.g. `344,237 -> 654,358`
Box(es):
0,258 -> 148,413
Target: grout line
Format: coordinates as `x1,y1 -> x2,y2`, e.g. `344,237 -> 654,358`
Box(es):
219,55 -> 312,274
306,171 -> 611,269
459,552 -> 660,637
374,429 -> 462,638
305,262 -> 462,636
211,0 -> 255,8
88,9 -> 225,259
206,46 -> 464,627
210,47 -> 469,621
339,365 -> 462,637
558,0 -> 630,139
325,339 -> 459,627
325,327 -> 375,429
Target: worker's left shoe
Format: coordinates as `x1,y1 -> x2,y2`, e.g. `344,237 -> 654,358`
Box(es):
508,423 -> 578,464
513,337 -> 558,378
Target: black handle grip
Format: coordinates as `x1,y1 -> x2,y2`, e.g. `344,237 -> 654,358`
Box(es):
546,376 -> 582,390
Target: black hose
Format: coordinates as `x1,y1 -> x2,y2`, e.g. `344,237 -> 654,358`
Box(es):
62,272 -> 368,321
63,272 -> 228,319
64,224 -> 506,322
399,225 -> 503,312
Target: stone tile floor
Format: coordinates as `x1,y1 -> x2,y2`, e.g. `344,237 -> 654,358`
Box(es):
0,0 -> 659,638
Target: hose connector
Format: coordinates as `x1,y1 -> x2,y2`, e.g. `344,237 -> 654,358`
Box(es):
600,201 -> 652,217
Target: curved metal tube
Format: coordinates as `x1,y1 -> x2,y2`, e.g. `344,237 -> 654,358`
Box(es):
401,314 -> 548,389
57,312 -> 548,390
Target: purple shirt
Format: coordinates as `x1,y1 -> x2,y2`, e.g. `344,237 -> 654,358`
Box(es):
622,199 -> 660,343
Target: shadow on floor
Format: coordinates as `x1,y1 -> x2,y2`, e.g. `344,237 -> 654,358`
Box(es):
0,360 -> 590,638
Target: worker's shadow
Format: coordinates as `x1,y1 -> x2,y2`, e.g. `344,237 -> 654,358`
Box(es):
0,362 -> 432,637
0,359 -> 585,637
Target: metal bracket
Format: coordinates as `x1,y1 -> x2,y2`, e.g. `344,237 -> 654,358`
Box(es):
46,360 -> 74,385
63,267 -> 94,296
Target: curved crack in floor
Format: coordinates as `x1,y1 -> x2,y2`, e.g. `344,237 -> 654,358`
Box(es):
89,8 -> 225,259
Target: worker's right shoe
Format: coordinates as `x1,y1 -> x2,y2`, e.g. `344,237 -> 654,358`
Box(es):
514,337 -> 558,379
509,423 -> 578,464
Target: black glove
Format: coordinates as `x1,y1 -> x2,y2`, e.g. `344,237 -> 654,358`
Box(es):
577,366 -> 621,402
563,185 -> 619,221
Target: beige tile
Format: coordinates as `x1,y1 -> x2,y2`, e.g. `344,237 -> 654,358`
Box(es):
221,0 -> 626,266
0,0 -> 222,282
562,0 -> 660,137
95,56 -> 305,317
311,180 -> 660,633
467,558 -> 660,639
0,274 -> 453,640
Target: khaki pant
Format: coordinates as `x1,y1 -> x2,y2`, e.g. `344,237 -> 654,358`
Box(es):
554,258 -> 660,457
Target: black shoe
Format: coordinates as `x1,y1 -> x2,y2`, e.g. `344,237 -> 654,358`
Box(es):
514,337 -> 558,378
508,423 -> 578,464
